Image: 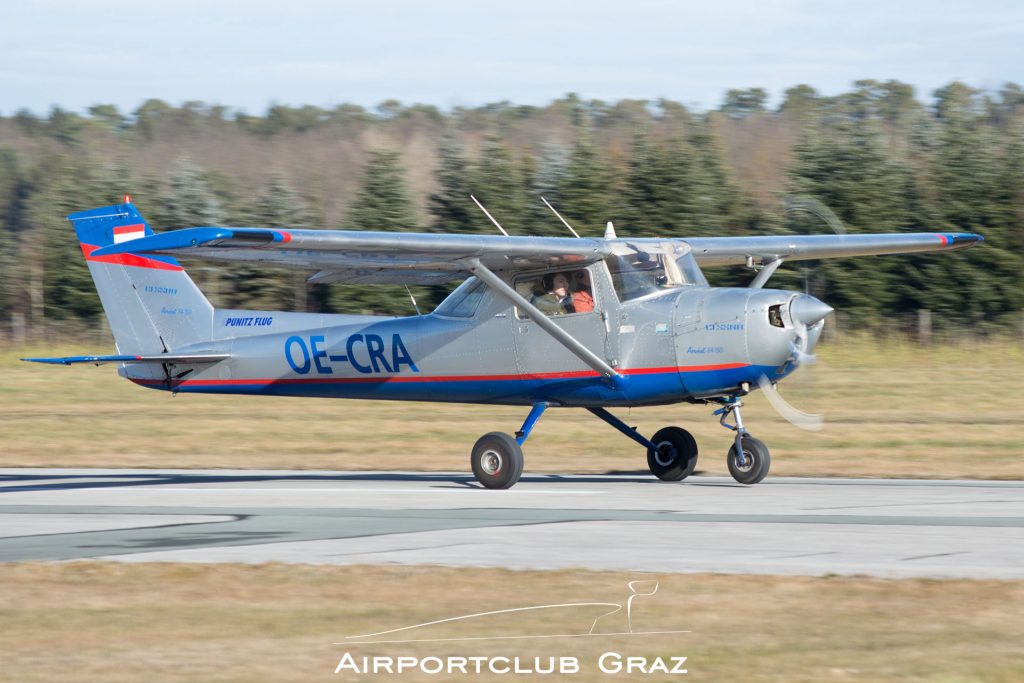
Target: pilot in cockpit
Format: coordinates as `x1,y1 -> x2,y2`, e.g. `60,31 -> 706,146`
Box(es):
532,272 -> 575,315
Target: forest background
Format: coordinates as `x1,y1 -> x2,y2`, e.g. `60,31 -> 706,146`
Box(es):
0,79 -> 1021,343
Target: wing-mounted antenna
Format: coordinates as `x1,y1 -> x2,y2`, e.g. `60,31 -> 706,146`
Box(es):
469,195 -> 509,236
540,196 -> 581,238
604,221 -> 617,239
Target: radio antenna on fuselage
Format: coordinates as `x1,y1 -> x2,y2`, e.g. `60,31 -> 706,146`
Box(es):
469,195 -> 509,236
404,285 -> 422,316
540,196 -> 581,238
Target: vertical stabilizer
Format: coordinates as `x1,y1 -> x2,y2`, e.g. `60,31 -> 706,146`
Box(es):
68,199 -> 214,354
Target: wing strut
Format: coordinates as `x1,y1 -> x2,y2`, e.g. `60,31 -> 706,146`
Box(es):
748,258 -> 784,288
466,259 -> 621,380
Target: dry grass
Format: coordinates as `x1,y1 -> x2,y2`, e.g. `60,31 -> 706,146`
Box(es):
2,338 -> 1023,478
0,562 -> 1021,682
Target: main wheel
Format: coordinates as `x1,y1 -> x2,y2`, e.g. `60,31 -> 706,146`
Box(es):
471,432 -> 525,489
727,436 -> 771,485
647,427 -> 699,481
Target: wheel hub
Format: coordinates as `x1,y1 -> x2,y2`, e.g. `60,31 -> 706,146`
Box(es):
734,449 -> 755,473
654,442 -> 677,467
480,450 -> 503,475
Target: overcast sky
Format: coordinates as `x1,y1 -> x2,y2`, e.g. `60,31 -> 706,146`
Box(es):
2,0 -> 1022,116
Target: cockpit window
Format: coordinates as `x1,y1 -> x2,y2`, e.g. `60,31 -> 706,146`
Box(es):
514,267 -> 596,319
433,277 -> 487,318
604,241 -> 706,301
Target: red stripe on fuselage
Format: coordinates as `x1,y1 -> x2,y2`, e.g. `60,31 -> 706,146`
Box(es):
129,363 -> 751,388
81,243 -> 183,271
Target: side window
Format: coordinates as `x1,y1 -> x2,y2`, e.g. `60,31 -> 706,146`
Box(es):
515,268 -> 596,319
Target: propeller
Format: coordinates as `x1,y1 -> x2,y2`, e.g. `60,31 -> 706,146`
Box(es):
758,294 -> 832,432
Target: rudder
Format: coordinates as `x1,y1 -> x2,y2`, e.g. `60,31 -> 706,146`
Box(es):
69,199 -> 214,355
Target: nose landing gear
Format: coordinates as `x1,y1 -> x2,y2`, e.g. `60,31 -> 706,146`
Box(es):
714,397 -> 771,484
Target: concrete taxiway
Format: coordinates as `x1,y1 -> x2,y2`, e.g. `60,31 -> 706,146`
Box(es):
1,469 -> 1022,578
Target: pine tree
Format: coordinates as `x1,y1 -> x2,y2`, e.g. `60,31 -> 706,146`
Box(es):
556,135 -> 614,236
428,134 -> 477,233
470,137 -> 526,234
527,142 -> 572,234
786,116 -> 910,322
328,149 -> 424,315
230,174 -> 314,311
913,84 -> 1024,329
623,130 -> 700,235
345,149 -> 417,231
154,157 -> 227,306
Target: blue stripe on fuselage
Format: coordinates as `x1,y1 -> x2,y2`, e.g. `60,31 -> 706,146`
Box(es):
132,364 -> 784,407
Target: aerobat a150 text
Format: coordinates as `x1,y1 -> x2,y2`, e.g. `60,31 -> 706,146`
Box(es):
24,198 -> 982,487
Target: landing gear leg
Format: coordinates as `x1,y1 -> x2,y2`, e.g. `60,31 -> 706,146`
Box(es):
470,402 -> 548,489
714,397 -> 771,485
586,407 -> 698,482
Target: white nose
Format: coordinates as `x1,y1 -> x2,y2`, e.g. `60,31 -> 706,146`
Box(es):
790,295 -> 833,327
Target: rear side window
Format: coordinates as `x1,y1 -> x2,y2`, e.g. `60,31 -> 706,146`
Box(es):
434,278 -> 487,318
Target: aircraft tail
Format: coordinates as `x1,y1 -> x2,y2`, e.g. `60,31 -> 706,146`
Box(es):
68,199 -> 214,355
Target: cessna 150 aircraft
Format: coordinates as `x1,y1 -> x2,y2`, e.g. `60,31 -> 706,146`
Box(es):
24,198 -> 981,488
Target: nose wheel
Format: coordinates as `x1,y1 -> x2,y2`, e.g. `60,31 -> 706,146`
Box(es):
714,397 -> 772,485
727,435 -> 771,484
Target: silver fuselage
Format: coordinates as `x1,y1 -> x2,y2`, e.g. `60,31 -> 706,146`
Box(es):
125,249 -> 822,408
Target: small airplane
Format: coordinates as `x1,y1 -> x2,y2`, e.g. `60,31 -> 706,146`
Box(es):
24,196 -> 982,487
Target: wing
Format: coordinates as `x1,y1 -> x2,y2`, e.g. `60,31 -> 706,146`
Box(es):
91,227 -> 611,284
684,232 -> 983,266
91,224 -> 983,282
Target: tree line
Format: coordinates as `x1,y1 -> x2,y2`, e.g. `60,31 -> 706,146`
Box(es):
0,79 -> 1021,338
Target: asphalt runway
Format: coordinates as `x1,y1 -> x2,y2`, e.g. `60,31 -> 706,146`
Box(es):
1,468 -> 1022,578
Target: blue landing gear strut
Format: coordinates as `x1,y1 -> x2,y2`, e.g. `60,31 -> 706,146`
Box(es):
471,402 -> 549,489
586,407 -> 657,450
516,402 -> 549,445
587,408 -> 699,482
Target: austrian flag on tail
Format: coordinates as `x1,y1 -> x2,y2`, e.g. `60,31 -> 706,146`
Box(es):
113,223 -> 146,244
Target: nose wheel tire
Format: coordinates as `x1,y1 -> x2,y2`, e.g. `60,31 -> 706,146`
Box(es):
727,436 -> 771,485
471,432 -> 525,489
646,427 -> 699,481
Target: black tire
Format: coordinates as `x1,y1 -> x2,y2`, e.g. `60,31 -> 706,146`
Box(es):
727,436 -> 771,485
646,427 -> 699,481
470,432 -> 525,489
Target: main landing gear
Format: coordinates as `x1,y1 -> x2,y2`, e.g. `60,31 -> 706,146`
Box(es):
469,402 -> 546,489
468,398 -> 771,489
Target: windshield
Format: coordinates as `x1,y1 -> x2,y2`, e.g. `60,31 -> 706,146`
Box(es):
604,241 -> 706,301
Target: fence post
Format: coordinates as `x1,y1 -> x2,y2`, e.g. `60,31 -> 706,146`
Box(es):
11,312 -> 26,347
824,310 -> 838,345
917,309 -> 932,347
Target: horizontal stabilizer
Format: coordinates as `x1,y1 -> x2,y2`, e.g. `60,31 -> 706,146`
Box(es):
21,353 -> 229,366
